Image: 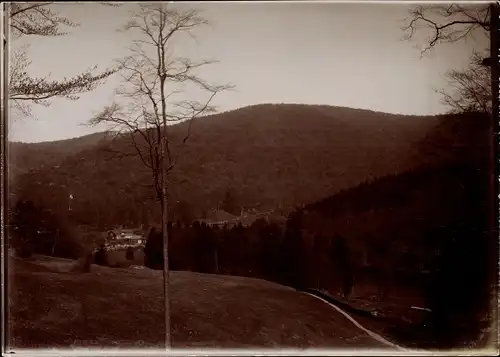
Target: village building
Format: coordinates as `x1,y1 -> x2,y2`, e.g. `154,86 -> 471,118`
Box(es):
105,227 -> 145,248
198,209 -> 284,228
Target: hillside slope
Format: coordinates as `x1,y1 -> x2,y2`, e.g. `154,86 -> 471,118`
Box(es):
8,132 -> 110,180
9,104 -> 489,228
8,104 -> 435,226
8,255 -> 397,349
282,159 -> 494,349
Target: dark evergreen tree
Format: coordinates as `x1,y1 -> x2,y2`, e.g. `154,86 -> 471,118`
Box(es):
331,234 -> 354,300
126,246 -> 135,261
10,199 -> 82,259
281,211 -> 306,289
144,227 -> 164,270
258,219 -> 284,281
94,244 -> 109,266
220,188 -> 239,215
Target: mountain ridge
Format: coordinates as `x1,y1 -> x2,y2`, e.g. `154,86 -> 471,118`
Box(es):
9,103 -> 487,228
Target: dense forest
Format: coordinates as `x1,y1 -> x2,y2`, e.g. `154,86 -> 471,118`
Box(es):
134,161 -> 492,349
8,104 -> 488,229
8,104 -> 495,349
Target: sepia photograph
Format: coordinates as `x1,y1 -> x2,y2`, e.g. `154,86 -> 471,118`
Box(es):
1,0 -> 499,355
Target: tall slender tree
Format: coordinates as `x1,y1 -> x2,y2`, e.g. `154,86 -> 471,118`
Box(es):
89,3 -> 232,347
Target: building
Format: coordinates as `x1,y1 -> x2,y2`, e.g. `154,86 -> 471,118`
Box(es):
106,228 -> 145,248
198,209 -> 239,228
198,209 -> 283,228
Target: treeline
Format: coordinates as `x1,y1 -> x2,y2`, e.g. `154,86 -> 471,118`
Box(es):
145,219 -> 291,283
141,162 -> 494,349
9,199 -> 84,259
8,103 -> 450,228
9,160 -> 493,350
9,109 -> 489,232
294,163 -> 494,349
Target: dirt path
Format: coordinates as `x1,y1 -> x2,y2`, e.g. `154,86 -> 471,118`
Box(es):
300,291 -> 413,352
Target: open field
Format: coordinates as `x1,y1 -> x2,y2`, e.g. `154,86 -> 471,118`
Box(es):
8,255 -> 400,350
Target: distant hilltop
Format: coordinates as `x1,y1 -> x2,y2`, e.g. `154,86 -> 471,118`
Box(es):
9,103 -> 488,228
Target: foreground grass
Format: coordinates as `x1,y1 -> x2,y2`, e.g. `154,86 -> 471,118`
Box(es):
8,255 -> 395,350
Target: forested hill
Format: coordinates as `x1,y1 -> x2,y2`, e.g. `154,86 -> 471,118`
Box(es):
282,161 -> 492,349
9,104 -> 490,228
280,108 -> 491,348
9,132 -> 110,178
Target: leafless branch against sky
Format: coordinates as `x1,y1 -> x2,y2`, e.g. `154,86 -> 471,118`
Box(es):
86,4 -> 233,347
399,3 -> 492,115
401,3 -> 490,56
436,51 -> 491,114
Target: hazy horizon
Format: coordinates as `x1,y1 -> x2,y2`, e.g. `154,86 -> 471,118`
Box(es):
8,1 -> 488,143
9,102 -> 436,145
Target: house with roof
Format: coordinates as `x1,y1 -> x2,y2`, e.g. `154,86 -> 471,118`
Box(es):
198,209 -> 240,228
198,209 -> 283,229
105,227 -> 145,248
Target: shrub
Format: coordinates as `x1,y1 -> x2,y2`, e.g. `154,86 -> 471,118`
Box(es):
94,245 -> 109,266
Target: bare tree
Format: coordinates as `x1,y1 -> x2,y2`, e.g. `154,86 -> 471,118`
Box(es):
402,3 -> 492,114
437,51 -> 491,114
89,3 -> 232,347
4,2 -> 120,116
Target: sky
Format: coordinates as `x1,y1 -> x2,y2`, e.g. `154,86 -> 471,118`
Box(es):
8,1 -> 489,143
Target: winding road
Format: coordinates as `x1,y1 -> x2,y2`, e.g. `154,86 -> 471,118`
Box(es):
299,289 -> 412,352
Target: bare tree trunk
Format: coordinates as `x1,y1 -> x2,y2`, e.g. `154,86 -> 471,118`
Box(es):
490,4 -> 498,170
87,4 -> 230,346
161,137 -> 171,348
214,248 -> 219,274
488,3 -> 499,336
51,229 -> 59,256
159,4 -> 171,348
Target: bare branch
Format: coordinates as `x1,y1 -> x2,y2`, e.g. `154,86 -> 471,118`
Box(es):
7,3 -> 122,114
7,2 -> 123,37
401,4 -> 492,114
88,2 -> 234,232
435,52 -> 491,114
8,2 -> 78,37
88,9 -> 233,345
402,4 -> 490,55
